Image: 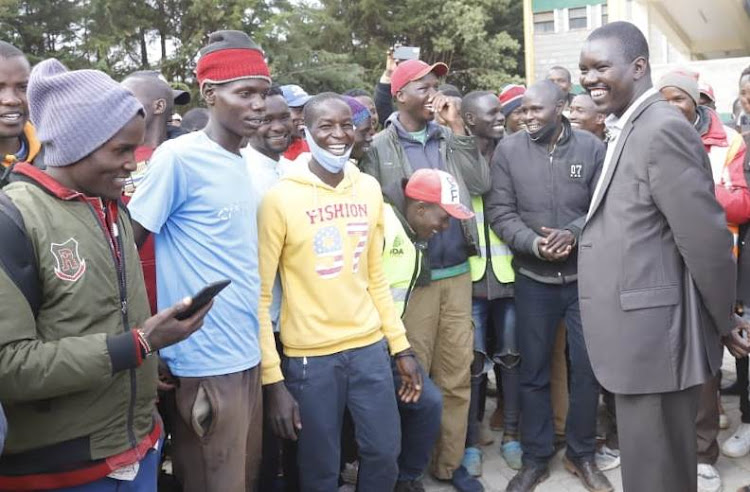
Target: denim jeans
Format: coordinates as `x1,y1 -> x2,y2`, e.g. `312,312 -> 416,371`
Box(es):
56,439 -> 162,491
393,359 -> 443,481
514,274 -> 599,464
283,340 -> 400,492
468,298 -> 520,446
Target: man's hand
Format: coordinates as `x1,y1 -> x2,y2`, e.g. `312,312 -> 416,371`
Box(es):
265,382 -> 301,440
430,93 -> 465,135
157,357 -> 178,392
395,350 -> 423,404
140,298 -> 213,351
538,227 -> 575,261
723,315 -> 750,358
380,47 -> 398,83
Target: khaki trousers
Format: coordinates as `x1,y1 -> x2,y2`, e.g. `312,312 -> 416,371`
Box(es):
551,323 -> 569,437
403,272 -> 473,480
171,365 -> 263,492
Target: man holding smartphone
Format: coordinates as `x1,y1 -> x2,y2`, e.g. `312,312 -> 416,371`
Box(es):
128,30 -> 270,491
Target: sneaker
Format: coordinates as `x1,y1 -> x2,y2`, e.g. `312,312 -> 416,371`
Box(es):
340,461 -> 358,485
502,440 -> 523,470
697,464 -> 722,492
722,423 -> 750,458
595,445 -> 621,471
451,465 -> 484,492
462,447 -> 483,477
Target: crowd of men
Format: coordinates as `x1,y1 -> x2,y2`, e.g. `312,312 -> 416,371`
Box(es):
1,19 -> 750,492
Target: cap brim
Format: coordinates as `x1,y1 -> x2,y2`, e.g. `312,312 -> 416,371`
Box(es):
410,62 -> 450,85
173,90 -> 191,105
699,90 -> 715,102
288,95 -> 312,108
441,203 -> 474,220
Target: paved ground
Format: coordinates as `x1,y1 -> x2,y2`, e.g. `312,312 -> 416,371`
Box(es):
419,351 -> 750,491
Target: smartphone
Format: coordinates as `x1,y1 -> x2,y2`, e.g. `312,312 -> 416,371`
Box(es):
393,46 -> 420,61
175,279 -> 231,320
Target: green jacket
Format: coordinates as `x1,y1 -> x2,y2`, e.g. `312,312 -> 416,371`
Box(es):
360,116 -> 490,256
0,164 -> 156,476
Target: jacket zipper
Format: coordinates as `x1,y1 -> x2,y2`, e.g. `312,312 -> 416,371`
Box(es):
85,201 -> 137,449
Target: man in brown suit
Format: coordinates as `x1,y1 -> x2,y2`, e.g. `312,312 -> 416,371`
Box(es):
577,22 -> 750,492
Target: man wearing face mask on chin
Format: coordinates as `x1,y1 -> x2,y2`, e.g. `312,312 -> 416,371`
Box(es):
258,93 -> 423,492
485,80 -> 608,492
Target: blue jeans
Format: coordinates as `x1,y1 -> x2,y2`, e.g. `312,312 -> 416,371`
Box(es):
393,359 -> 442,481
55,439 -> 162,491
468,298 -> 521,445
283,340 -> 400,492
514,274 -> 599,465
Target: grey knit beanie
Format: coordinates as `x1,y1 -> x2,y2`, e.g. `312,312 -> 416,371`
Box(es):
28,59 -> 144,167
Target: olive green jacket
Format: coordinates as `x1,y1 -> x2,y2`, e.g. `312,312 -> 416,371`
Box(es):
0,164 -> 156,474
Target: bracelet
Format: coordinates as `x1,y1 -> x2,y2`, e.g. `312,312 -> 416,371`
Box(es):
395,350 -> 415,359
136,329 -> 154,357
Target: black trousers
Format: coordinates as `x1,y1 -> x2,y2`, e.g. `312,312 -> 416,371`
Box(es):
616,385 -> 701,492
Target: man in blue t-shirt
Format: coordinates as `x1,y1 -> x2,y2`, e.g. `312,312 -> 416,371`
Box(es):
128,30 -> 271,492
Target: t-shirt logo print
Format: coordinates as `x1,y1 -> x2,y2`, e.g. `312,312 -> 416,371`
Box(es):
314,225 -> 344,279
50,237 -> 87,282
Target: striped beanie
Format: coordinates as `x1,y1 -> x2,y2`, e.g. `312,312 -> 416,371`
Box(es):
28,59 -> 143,167
342,96 -> 371,128
196,30 -> 271,88
499,84 -> 526,117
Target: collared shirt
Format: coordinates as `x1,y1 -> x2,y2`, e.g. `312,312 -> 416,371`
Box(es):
588,88 -> 658,220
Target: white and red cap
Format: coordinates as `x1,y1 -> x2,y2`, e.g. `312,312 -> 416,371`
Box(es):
405,169 -> 475,220
699,81 -> 715,102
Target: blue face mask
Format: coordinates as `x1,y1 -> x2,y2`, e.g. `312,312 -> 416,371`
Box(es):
305,132 -> 352,174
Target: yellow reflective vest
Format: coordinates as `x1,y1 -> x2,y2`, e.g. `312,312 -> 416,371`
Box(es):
382,204 -> 421,318
469,196 -> 514,283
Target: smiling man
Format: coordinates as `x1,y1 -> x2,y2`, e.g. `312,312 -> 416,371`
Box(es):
569,94 -> 605,140
0,59 -> 213,491
128,30 -> 271,492
360,58 -> 488,492
259,93 -> 422,492
0,42 -> 40,184
577,22 -> 750,492
485,80 -> 607,492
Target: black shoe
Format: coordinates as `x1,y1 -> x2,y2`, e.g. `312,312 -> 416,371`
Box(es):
394,479 -> 425,492
506,463 -> 549,492
563,455 -> 613,492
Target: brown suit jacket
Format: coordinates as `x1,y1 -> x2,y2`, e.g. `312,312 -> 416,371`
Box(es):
578,94 -> 736,394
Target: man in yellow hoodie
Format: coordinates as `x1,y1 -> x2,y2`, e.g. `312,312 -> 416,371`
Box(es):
0,41 -> 41,186
259,92 -> 423,492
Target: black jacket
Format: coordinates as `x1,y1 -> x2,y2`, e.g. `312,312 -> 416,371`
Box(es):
485,118 -> 605,283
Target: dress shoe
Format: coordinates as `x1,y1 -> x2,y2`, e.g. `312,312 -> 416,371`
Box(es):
506,463 -> 549,492
563,455 -> 613,492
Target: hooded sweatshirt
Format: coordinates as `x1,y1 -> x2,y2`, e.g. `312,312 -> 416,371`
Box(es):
258,162 -> 411,384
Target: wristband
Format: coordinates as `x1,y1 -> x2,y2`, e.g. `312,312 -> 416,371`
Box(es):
136,329 -> 154,358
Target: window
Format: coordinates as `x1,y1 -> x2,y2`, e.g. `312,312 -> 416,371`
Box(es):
601,4 -> 608,25
569,7 -> 588,30
534,11 -> 555,33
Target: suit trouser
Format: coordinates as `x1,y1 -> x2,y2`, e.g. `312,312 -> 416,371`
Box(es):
736,356 -> 750,423
285,340 -> 400,492
696,374 -> 720,465
514,275 -> 599,464
403,272 -> 473,480
171,366 -> 263,492
616,385 -> 701,492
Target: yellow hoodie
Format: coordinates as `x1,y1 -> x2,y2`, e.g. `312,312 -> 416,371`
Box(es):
258,162 -> 411,384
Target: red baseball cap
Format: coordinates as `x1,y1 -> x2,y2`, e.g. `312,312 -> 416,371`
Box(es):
405,169 -> 474,220
391,59 -> 449,96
